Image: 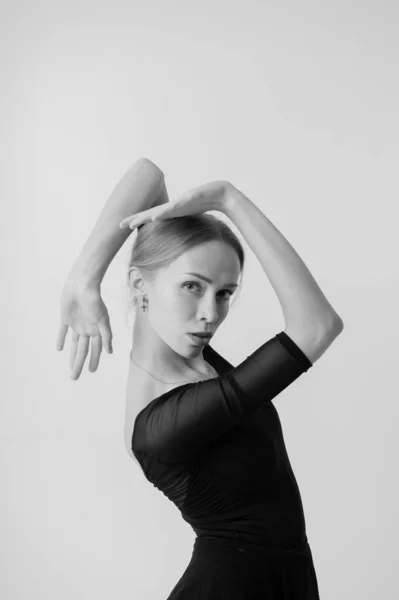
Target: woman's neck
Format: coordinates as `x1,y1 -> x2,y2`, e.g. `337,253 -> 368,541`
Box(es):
131,313 -> 211,379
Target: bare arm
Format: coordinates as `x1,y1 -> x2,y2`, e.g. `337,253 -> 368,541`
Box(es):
56,158 -> 168,379
223,185 -> 344,364
67,158 -> 167,287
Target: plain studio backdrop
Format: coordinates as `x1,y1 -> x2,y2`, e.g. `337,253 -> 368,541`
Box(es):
1,1 -> 398,599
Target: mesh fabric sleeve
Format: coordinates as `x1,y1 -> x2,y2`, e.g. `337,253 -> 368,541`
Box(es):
132,331 -> 313,463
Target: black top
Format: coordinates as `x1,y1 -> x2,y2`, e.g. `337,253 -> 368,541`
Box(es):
132,331 -> 313,549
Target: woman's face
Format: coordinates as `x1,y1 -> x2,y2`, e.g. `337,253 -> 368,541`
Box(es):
145,241 -> 241,357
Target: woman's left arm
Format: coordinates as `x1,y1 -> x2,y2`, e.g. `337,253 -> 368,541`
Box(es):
67,157 -> 167,287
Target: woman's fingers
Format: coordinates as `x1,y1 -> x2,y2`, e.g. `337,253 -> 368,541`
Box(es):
56,324 -> 68,351
68,331 -> 106,379
98,318 -> 113,354
60,318 -> 112,379
88,335 -> 102,372
119,210 -> 151,228
57,283 -> 112,379
70,335 -> 90,380
119,217 -> 132,228
69,331 -> 79,370
119,205 -> 163,229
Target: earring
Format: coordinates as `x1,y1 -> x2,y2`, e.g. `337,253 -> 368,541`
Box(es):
141,295 -> 148,312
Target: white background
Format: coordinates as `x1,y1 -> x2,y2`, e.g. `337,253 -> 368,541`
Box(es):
1,1 -> 398,598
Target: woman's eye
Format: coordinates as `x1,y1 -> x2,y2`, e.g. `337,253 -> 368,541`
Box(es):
184,282 -> 200,291
183,282 -> 203,295
183,282 -> 233,301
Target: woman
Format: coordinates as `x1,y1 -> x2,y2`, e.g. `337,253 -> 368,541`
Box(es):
56,157 -> 343,598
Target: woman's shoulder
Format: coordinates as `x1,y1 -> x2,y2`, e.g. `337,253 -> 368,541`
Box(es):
124,352 -> 221,467
126,359 -> 168,414
124,361 -> 157,467
124,358 -> 194,468
127,351 -> 218,401
125,356 -> 192,430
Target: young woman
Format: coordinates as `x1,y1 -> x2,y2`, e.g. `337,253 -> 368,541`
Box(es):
56,157 -> 343,598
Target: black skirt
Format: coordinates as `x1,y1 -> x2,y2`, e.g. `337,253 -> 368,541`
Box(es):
166,536 -> 320,599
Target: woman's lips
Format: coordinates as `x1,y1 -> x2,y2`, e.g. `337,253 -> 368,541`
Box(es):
187,333 -> 211,346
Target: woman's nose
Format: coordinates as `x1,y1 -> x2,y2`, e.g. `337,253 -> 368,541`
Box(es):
198,298 -> 219,321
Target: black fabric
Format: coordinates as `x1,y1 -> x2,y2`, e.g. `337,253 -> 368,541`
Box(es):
132,331 -> 320,599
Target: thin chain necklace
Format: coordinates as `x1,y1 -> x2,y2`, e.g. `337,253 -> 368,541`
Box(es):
130,350 -> 215,384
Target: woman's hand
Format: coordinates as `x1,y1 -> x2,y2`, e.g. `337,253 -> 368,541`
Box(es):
56,280 -> 113,380
119,180 -> 232,230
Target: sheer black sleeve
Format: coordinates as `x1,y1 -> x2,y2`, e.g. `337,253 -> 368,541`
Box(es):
132,331 -> 313,464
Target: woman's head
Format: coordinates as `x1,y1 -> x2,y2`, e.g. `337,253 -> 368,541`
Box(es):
126,214 -> 245,361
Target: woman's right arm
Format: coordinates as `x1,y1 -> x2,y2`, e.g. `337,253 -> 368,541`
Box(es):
57,158 -> 168,379
66,157 -> 167,287
221,185 -> 344,364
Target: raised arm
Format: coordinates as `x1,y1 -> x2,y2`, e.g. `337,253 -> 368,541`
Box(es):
223,185 -> 344,363
67,157 -> 167,286
117,178 -> 344,365
56,158 -> 167,379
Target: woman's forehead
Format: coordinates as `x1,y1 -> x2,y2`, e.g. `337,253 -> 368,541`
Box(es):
173,242 -> 240,270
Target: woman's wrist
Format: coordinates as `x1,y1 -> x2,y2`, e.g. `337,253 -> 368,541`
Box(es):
64,272 -> 101,293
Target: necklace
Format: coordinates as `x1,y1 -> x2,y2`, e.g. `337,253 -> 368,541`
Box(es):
130,350 -> 215,384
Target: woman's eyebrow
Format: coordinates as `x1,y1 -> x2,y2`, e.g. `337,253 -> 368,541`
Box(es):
183,272 -> 238,288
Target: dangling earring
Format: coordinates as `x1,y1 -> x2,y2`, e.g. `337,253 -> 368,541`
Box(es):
141,294 -> 148,312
